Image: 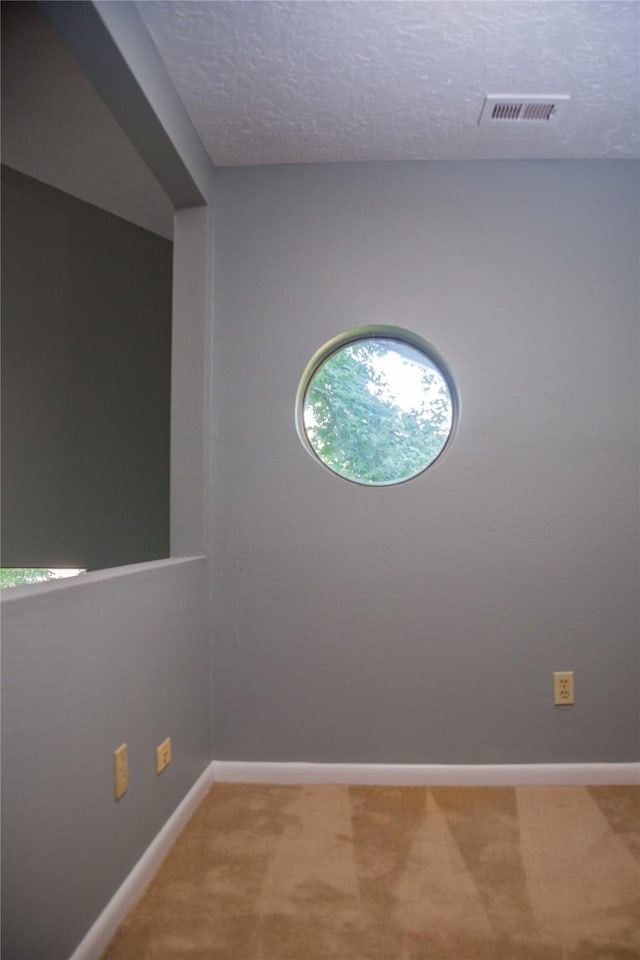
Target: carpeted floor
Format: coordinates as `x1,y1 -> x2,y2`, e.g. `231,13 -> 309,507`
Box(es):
102,783 -> 639,960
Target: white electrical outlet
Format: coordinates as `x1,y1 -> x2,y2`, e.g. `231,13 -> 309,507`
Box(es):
554,671 -> 574,705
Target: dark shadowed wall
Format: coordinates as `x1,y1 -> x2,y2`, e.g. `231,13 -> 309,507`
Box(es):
1,165 -> 172,570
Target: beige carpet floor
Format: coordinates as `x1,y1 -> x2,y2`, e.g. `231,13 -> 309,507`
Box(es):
102,783 -> 639,960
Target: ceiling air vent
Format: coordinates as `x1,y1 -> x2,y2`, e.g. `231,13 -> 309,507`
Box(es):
479,94 -> 570,126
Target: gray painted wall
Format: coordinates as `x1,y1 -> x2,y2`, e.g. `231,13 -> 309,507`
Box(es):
1,558 -> 211,960
1,165 -> 172,571
1,8 -> 216,960
1,1 -> 174,239
211,160 -> 639,763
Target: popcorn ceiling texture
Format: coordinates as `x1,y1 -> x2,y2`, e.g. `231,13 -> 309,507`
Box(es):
137,0 -> 640,166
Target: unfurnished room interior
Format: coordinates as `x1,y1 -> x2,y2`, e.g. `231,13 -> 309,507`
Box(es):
1,2 -> 638,958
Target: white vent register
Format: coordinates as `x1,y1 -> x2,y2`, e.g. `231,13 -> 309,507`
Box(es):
479,94 -> 570,126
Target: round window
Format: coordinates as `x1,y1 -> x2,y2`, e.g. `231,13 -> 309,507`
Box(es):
296,327 -> 458,485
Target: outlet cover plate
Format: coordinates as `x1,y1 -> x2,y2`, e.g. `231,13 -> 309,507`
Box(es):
554,671 -> 575,705
156,737 -> 172,774
114,743 -> 128,800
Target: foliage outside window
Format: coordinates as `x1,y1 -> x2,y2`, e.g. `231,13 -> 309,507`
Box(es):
1,568 -> 85,589
298,329 -> 457,485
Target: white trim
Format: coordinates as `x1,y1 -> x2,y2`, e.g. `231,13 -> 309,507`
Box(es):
1,556 -> 207,603
211,760 -> 640,787
67,759 -> 638,958
68,763 -> 215,960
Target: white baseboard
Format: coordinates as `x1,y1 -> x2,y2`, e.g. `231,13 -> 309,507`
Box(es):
68,763 -> 215,960
211,760 -> 640,786
67,758 -> 638,958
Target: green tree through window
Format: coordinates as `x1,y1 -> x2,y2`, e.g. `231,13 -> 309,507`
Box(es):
0,568 -> 85,588
0,568 -> 57,588
303,337 -> 453,484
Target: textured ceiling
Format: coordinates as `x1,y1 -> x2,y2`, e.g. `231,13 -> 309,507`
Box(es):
137,0 -> 640,165
2,1 -> 637,239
